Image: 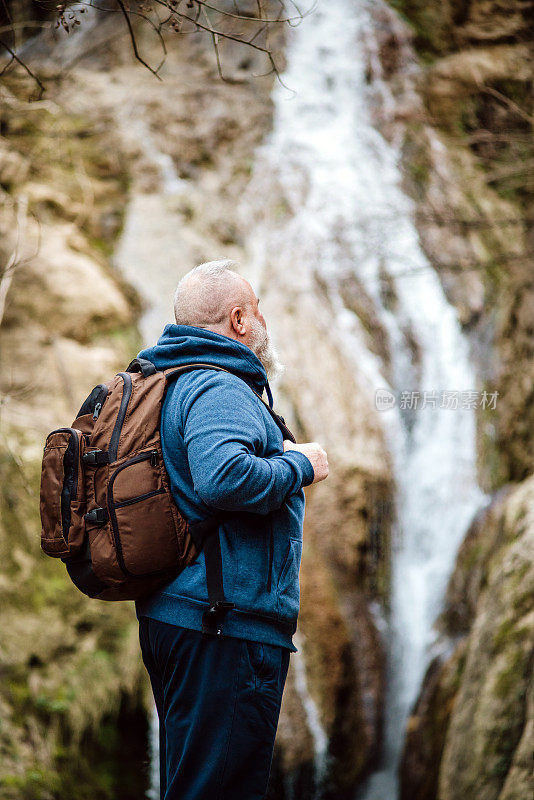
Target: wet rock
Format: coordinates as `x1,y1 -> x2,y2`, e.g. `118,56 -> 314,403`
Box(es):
399,477 -> 534,800
400,639 -> 468,800
438,485 -> 516,636
271,653 -> 317,800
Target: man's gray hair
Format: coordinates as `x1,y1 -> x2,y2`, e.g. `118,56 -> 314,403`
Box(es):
173,259 -> 247,327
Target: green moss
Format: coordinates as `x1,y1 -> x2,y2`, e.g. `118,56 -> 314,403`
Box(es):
7,678 -> 33,715
493,649 -> 529,701
461,541 -> 485,573
479,644 -> 529,791
401,123 -> 432,201
0,435 -> 149,798
387,0 -> 453,59
492,618 -> 530,654
477,382 -> 508,493
89,324 -> 144,362
0,767 -> 62,797
1,97 -> 130,254
452,649 -> 467,692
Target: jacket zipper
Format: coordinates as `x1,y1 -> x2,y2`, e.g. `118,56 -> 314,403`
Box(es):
108,372 -> 132,461
107,449 -> 159,577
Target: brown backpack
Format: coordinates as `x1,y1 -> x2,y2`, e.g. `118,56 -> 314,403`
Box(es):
39,357 -> 295,634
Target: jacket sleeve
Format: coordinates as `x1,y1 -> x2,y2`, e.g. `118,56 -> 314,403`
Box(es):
180,372 -> 314,514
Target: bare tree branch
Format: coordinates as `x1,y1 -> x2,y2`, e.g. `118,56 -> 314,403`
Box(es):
0,1 -> 313,95
199,0 -> 312,23
116,0 -> 163,78
0,37 -> 45,95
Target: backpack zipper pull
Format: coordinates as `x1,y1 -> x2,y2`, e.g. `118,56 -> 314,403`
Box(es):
93,402 -> 102,421
150,450 -> 159,467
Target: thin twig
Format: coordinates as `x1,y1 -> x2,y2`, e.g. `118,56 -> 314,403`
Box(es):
196,0 -> 308,23
0,53 -> 14,77
173,10 -> 273,57
79,0 -> 168,53
0,38 -> 45,96
116,0 -> 163,79
248,23 -> 268,45
479,84 -> 534,126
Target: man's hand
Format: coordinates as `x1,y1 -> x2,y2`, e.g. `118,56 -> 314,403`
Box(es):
283,440 -> 329,484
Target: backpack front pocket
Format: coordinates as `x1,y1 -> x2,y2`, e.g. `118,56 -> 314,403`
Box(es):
40,428 -> 86,558
107,449 -> 181,577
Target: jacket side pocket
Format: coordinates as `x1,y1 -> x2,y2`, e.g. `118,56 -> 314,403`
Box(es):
276,538 -> 302,624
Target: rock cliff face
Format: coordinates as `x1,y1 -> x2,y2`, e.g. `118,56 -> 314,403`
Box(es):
400,480 -> 533,800
0,75 -> 148,798
373,1 -> 533,796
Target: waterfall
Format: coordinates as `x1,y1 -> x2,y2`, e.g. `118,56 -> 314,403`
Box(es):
241,0 -> 485,797
146,705 -> 160,800
292,634 -> 329,799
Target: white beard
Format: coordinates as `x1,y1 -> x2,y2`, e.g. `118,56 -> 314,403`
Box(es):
248,317 -> 285,382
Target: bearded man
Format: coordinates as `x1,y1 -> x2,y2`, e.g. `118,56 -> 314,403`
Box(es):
136,259 -> 328,800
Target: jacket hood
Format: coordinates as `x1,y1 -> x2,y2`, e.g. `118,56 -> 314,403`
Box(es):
138,324 -> 272,402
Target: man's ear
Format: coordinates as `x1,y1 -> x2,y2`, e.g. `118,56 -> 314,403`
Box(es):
230,306 -> 246,336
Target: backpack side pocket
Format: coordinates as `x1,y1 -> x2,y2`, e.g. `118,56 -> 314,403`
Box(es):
40,428 -> 86,558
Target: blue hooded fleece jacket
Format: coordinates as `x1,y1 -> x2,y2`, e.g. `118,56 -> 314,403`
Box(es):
134,324 -> 315,651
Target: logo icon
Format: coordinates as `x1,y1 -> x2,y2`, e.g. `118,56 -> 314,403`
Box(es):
375,388 -> 396,411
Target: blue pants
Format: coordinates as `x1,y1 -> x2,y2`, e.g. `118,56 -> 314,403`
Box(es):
138,617 -> 290,800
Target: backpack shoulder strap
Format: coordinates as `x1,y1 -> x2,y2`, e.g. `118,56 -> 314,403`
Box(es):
126,357 -> 158,377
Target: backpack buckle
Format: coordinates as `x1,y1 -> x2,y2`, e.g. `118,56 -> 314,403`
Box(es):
201,601 -> 235,636
84,507 -> 108,526
82,450 -> 110,466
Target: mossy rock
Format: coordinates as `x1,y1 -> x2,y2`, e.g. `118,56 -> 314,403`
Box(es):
0,435 -> 150,798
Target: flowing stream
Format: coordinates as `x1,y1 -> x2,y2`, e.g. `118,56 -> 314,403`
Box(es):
241,0 -> 484,797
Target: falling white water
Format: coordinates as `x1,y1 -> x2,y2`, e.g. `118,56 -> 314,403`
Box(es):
241,0 -> 485,797
146,705 -> 160,800
292,634 -> 329,799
